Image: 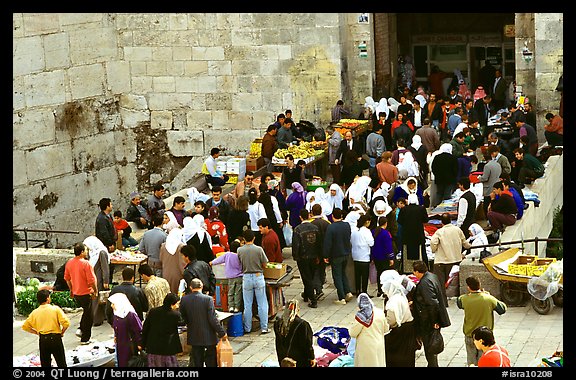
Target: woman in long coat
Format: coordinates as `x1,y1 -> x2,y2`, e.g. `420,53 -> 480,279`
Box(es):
273,299 -> 315,367
182,215 -> 213,263
159,228 -> 186,294
142,293 -> 182,367
83,236 -> 110,326
397,193 -> 429,274
380,270 -> 419,367
349,293 -> 390,367
108,292 -> 143,367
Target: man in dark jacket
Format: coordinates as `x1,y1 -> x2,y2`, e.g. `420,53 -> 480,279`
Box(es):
292,209 -> 322,308
205,186 -> 233,230
179,278 -> 227,367
310,204 -> 330,299
181,245 -> 216,296
323,208 -> 354,305
106,267 -> 149,324
487,181 -> 518,232
95,197 -> 116,253
431,144 -> 459,208
412,260 -> 451,367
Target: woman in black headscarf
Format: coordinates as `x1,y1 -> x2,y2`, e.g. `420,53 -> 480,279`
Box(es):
273,299 -> 315,367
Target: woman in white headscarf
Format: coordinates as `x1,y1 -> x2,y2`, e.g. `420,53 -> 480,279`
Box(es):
345,176 -> 373,210
349,293 -> 389,367
380,270 -> 418,367
324,183 -> 344,219
387,97 -> 400,115
83,235 -> 110,326
465,223 -> 489,259
182,215 -> 213,263
375,98 -> 389,119
108,292 -> 143,367
397,193 -> 429,274
428,143 -> 454,209
159,228 -> 187,294
393,176 -> 424,206
162,210 -> 180,233
409,134 -> 429,188
304,191 -> 316,213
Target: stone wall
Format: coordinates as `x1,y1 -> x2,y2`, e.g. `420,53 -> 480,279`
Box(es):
515,13 -> 563,143
13,13 -> 374,248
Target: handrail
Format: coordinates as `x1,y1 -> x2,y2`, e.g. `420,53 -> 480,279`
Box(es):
464,237 -> 563,257
13,227 -> 79,251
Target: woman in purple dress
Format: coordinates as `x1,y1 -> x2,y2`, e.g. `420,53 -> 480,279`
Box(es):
108,293 -> 143,367
285,182 -> 308,229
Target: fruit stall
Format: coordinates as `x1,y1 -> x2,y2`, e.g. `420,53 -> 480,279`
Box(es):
335,119 -> 371,136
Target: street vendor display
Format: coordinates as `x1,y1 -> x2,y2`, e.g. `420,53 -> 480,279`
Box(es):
273,141 -> 327,165
334,119 -> 371,136
14,339 -> 116,367
109,247 -> 148,285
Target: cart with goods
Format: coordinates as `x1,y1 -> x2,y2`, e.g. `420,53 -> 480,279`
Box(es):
481,248 -> 563,314
335,119 -> 371,137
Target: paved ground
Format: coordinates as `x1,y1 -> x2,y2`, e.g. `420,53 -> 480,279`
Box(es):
13,248 -> 563,368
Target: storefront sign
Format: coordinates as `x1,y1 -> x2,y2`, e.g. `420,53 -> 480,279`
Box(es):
504,24 -> 515,38
412,34 -> 467,44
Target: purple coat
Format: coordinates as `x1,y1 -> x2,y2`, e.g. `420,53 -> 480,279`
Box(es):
113,311 -> 143,367
285,188 -> 307,228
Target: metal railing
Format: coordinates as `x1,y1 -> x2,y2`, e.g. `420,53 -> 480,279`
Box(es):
12,228 -> 79,250
464,237 -> 563,257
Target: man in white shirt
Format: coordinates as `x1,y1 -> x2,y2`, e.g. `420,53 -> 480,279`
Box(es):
203,147 -> 229,187
412,98 -> 424,130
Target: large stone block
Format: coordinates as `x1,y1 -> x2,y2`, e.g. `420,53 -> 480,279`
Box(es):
166,130 -> 204,157
68,27 -> 118,65
13,36 -> 45,77
44,32 -> 71,70
68,64 -> 106,100
13,109 -> 56,149
106,61 -> 131,95
26,143 -> 73,182
24,71 -> 66,107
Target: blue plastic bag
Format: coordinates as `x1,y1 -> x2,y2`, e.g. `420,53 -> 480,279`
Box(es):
313,326 -> 350,354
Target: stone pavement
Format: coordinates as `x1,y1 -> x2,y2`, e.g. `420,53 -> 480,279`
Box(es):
13,248 -> 563,368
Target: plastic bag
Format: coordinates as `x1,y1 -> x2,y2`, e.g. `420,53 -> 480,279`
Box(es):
427,328 -> 444,355
127,350 -> 147,367
216,337 -> 234,367
527,260 -> 562,301
313,326 -> 350,354
283,224 -> 293,247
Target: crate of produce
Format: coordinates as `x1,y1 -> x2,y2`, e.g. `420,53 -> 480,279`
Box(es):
306,181 -> 329,191
263,262 -> 287,279
527,258 -> 557,277
226,174 -> 238,185
508,255 -> 537,276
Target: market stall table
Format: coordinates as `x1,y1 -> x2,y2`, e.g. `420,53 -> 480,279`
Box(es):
109,250 -> 148,286
14,339 -> 116,367
265,270 -> 294,319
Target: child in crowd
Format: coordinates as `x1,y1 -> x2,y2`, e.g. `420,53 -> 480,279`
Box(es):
113,210 -> 138,249
193,200 -> 208,219
209,240 -> 243,313
211,235 -> 226,257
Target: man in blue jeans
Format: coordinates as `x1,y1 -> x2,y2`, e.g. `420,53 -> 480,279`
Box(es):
237,229 -> 270,334
323,208 -> 354,305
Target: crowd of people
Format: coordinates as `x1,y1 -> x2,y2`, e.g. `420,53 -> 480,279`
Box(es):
22,73 -> 559,368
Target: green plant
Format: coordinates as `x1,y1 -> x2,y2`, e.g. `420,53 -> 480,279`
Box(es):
546,206 -> 563,260
15,277 -> 78,316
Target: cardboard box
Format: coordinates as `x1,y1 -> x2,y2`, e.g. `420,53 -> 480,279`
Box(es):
246,156 -> 264,171
508,255 -> 537,276
263,262 -> 287,279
